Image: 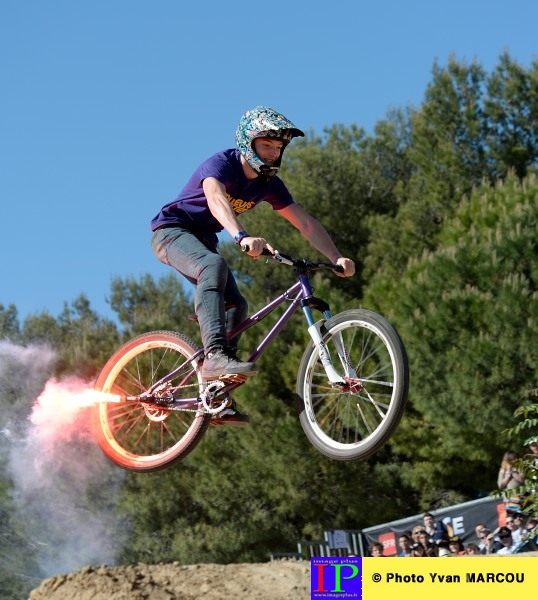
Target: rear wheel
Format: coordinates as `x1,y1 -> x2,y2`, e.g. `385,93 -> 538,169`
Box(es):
93,331 -> 210,472
297,309 -> 409,460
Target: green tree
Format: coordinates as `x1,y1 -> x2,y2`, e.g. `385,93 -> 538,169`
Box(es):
0,476 -> 41,600
365,54 -> 538,291
366,174 -> 538,505
21,295 -> 120,380
485,52 -> 538,180
109,273 -> 199,342
0,304 -> 21,342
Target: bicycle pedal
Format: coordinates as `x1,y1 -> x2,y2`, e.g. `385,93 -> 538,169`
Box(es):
219,373 -> 249,383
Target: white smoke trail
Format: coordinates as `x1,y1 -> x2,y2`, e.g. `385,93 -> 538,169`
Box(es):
0,341 -> 126,578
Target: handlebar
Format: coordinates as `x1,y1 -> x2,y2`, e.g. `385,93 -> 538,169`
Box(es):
241,245 -> 344,273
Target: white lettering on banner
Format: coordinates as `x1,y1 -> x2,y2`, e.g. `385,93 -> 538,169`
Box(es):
441,515 -> 465,535
452,516 -> 465,535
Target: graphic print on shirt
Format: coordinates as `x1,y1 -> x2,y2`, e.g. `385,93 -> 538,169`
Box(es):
227,193 -> 256,214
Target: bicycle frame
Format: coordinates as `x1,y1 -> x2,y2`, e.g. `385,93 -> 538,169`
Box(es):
140,264 -> 348,407
231,269 -> 351,384
231,275 -> 327,362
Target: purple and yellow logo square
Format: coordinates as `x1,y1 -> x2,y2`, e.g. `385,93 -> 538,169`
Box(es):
311,556 -> 362,599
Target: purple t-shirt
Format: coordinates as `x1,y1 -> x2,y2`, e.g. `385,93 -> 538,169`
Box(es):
150,149 -> 294,246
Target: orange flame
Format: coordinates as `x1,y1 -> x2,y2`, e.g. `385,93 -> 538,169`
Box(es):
27,378 -> 126,449
70,388 -> 123,406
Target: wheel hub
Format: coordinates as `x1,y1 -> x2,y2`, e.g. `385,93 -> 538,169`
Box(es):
343,377 -> 363,394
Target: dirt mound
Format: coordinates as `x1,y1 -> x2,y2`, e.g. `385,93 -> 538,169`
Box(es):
28,560 -> 310,600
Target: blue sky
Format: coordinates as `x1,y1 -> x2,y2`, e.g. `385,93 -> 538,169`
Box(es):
1,0 -> 537,323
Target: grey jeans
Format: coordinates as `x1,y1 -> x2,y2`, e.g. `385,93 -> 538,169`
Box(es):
151,226 -> 248,352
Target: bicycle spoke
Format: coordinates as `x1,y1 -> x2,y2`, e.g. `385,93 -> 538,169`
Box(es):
93,332 -> 210,471
298,310 -> 408,460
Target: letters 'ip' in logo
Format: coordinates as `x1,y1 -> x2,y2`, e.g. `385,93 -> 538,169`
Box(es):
311,557 -> 362,599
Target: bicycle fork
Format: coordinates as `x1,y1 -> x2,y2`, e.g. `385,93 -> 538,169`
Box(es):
302,303 -> 357,385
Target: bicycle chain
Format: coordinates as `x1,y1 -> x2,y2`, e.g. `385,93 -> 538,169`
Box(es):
143,381 -> 231,414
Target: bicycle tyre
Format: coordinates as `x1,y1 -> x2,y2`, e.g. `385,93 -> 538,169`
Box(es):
296,309 -> 409,461
92,330 -> 210,472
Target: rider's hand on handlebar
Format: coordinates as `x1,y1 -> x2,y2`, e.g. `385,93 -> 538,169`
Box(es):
334,257 -> 355,277
240,237 -> 274,258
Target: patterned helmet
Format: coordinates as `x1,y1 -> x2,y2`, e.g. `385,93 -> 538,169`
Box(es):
236,106 -> 304,178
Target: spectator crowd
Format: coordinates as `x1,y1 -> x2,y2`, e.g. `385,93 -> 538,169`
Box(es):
368,442 -> 538,557
368,511 -> 538,557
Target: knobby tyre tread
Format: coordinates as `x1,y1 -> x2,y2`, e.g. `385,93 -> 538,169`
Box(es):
296,309 -> 409,461
92,330 -> 210,472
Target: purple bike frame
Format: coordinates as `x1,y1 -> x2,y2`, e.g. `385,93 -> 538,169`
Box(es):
147,274 -> 326,399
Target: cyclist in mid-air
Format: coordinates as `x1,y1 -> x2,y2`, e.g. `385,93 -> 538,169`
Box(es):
151,106 -> 355,424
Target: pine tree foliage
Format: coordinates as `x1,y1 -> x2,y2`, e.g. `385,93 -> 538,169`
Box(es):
367,174 -> 538,503
275,119 -> 413,299
486,53 -> 538,179
0,304 -> 21,342
16,295 -> 120,380
365,53 -> 538,288
109,273 -> 199,342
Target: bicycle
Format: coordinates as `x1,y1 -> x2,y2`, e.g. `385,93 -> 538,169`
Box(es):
92,250 -> 409,472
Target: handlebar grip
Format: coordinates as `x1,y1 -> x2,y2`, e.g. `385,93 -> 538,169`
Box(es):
241,245 -> 273,256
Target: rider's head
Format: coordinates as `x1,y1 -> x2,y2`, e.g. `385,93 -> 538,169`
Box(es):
236,106 -> 304,179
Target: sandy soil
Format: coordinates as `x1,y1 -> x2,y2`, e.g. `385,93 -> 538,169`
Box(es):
28,560 -> 310,600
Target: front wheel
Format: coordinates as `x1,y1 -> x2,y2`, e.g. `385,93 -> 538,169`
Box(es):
92,331 -> 210,472
297,309 -> 409,461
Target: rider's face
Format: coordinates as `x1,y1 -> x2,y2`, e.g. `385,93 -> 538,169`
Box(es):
253,138 -> 284,164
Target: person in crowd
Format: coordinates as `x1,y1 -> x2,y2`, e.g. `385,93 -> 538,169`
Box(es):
368,542 -> 384,557
495,526 -> 518,554
436,541 -> 452,557
481,528 -> 504,554
411,525 -> 425,545
474,523 -> 488,554
522,517 -> 538,549
497,450 -> 526,510
503,514 -> 521,542
411,542 -> 428,557
466,542 -> 481,555
525,516 -> 538,538
417,530 -> 437,556
509,512 -> 528,544
422,512 -> 449,545
448,536 -> 468,556
397,533 -> 413,557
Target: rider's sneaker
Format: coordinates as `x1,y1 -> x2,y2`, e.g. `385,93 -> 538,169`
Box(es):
202,348 -> 258,380
210,400 -> 250,427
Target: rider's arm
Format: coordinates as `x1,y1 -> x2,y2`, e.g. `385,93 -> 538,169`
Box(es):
202,177 -> 271,256
277,203 -> 355,277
